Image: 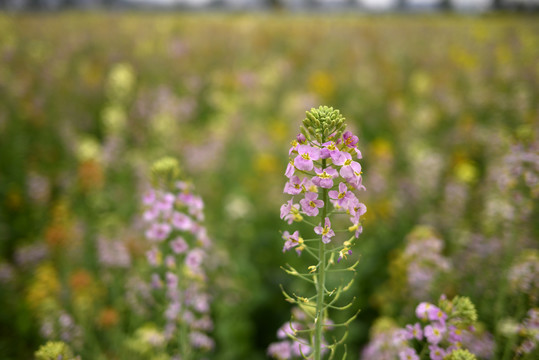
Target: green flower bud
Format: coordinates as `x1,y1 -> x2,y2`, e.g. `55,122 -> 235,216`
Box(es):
452,296 -> 478,326
444,349 -> 477,360
303,106 -> 346,142
151,156 -> 181,188
35,341 -> 78,360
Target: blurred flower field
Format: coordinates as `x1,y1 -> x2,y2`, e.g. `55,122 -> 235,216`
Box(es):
0,12 -> 538,360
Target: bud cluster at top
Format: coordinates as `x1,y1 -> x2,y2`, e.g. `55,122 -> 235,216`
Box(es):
301,106 -> 346,144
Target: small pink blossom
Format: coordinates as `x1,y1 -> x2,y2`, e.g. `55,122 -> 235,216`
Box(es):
314,217 -> 335,244
300,192 -> 324,217
312,166 -> 338,189
294,145 -> 321,171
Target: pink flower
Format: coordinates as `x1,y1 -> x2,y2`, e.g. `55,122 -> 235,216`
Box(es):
172,212 -> 193,231
342,130 -> 359,148
320,141 -> 346,164
142,189 -> 156,205
294,145 -> 320,171
170,236 -> 189,254
282,231 -> 303,255
334,152 -> 362,182
285,162 -> 295,178
300,192 -> 324,217
416,302 -> 434,320
312,166 -> 338,189
145,223 -> 172,242
314,217 -> 335,244
280,199 -> 293,220
405,323 -> 423,341
329,182 -> 351,207
284,176 -> 305,195
399,347 -> 419,360
429,345 -> 447,360
424,323 -> 445,344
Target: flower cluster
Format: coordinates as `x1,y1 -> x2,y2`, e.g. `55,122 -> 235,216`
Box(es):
34,341 -> 80,360
280,107 -> 366,258
515,308 -> 539,355
276,106 -> 366,358
397,296 -> 480,360
401,226 -> 451,300
507,250 -> 539,302
141,157 -> 214,355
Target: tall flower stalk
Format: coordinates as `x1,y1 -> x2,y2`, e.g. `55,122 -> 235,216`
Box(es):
141,157 -> 214,359
274,106 -> 367,359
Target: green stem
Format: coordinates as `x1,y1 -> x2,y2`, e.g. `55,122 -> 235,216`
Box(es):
314,158 -> 329,360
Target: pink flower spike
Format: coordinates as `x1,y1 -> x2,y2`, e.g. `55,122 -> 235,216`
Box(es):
294,145 -> 320,171
312,166 -> 338,189
300,192 -> 324,217
314,217 -> 335,244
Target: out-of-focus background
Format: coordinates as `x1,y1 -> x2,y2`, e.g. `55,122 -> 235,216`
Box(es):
0,2 -> 538,360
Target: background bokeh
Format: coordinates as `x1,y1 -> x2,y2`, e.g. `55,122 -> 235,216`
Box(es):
0,10 -> 538,360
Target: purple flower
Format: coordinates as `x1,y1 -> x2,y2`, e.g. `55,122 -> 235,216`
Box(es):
146,247 -> 161,267
185,249 -> 205,271
170,236 -> 189,254
284,176 -> 305,195
329,182 -> 351,207
429,307 -> 448,326
142,189 -> 156,205
312,166 -> 338,189
145,223 -> 172,242
342,130 -> 359,148
416,302 -> 434,320
172,212 -> 193,231
448,325 -> 463,344
399,347 -> 419,360
320,141 -> 346,164
268,341 -> 292,359
294,145 -> 320,171
405,323 -> 423,341
151,273 -> 163,289
337,249 -> 353,263
429,345 -> 446,360
190,331 -> 215,350
300,192 -> 324,217
280,199 -> 293,220
277,321 -> 301,339
166,272 -> 178,289
424,323 -> 445,344
314,217 -> 335,244
285,162 -> 295,178
291,341 -> 312,357
334,152 -> 362,182
297,133 -> 306,143
282,231 -> 303,255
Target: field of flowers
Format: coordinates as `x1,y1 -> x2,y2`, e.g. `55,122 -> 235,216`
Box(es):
0,12 -> 538,360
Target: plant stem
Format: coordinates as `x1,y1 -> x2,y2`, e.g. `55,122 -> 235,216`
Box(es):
314,157 -> 328,360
